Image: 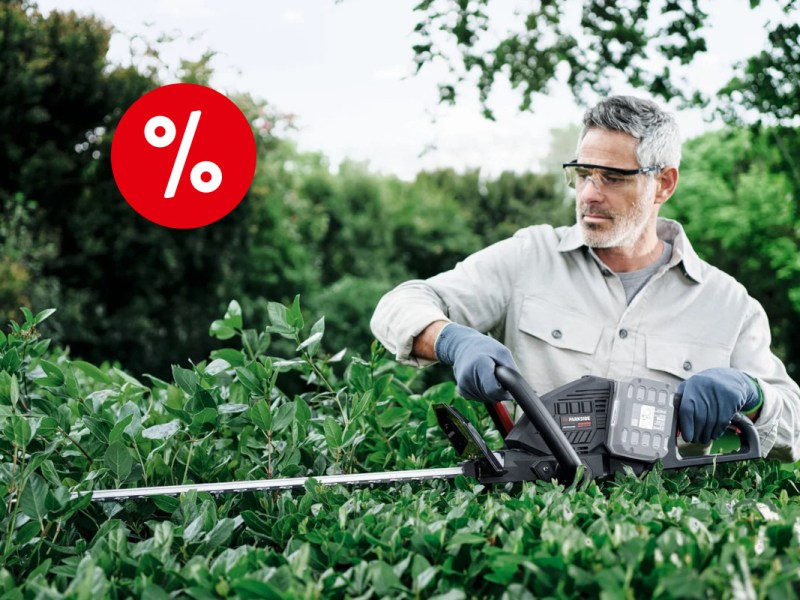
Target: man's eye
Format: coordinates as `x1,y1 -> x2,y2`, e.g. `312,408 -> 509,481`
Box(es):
575,168 -> 591,179
601,172 -> 626,185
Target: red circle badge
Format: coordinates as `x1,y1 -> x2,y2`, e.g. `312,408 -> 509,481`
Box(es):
111,83 -> 256,229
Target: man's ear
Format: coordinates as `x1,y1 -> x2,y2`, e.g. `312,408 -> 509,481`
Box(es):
654,167 -> 679,206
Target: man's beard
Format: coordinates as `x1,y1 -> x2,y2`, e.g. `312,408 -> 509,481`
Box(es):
576,184 -> 654,248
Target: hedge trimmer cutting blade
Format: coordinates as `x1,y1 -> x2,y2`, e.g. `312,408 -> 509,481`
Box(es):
77,367 -> 761,502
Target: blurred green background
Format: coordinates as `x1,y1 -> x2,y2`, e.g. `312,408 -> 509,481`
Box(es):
2,0 -> 799,381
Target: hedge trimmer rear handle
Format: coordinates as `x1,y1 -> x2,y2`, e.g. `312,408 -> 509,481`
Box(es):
495,365 -> 584,483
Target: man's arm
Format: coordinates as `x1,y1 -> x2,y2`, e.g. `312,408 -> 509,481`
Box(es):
731,299 -> 800,461
411,320 -> 449,361
370,232 -> 528,365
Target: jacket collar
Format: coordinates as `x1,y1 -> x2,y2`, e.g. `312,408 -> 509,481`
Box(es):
557,217 -> 704,283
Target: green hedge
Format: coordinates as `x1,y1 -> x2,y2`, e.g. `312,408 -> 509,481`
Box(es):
1,301 -> 799,598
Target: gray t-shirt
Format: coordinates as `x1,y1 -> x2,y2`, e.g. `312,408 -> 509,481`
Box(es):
617,241 -> 673,304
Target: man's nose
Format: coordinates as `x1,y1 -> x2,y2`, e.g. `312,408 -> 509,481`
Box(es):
579,177 -> 604,201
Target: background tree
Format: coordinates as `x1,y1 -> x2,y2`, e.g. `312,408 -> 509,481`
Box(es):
411,0 -> 799,120
663,127 -> 800,375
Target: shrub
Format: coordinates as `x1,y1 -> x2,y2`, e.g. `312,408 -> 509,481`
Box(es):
1,300 -> 799,598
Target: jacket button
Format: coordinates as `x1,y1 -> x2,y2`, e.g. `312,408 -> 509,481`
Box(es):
683,361 -> 693,372
619,329 -> 628,339
552,329 -> 562,339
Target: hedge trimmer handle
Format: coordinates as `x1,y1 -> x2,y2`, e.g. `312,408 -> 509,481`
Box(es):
662,392 -> 762,468
495,365 -> 584,483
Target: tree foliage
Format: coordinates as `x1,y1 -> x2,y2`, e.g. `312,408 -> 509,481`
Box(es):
3,1 -> 800,383
411,0 -> 799,120
0,0 -> 567,376
663,126 -> 800,374
718,21 -> 800,125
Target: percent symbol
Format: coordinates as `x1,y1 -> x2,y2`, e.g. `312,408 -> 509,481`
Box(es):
144,111 -> 223,199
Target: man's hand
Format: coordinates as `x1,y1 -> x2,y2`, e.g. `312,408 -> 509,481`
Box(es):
677,368 -> 762,444
434,323 -> 519,404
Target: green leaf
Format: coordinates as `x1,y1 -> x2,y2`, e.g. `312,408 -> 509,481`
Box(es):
328,348 -> 347,363
272,402 -> 296,433
310,316 -> 324,337
267,302 -> 290,329
235,367 -> 261,395
20,473 -> 49,522
223,300 -> 243,329
370,561 -> 404,596
83,416 -> 111,443
295,396 -> 311,427
303,317 -> 325,354
152,495 -> 180,513
38,360 -> 65,386
109,414 -> 134,444
446,532 -> 486,553
105,441 -> 133,481
250,399 -> 272,431
20,307 -> 34,325
296,332 -> 323,353
142,420 -> 181,440
209,320 -> 237,340
9,374 -> 19,409
231,579 -> 284,600
183,515 -> 205,543
70,360 -> 112,384
211,348 -> 245,367
36,417 -> 59,440
350,391 -> 372,422
164,405 -> 192,425
241,510 -> 273,536
377,406 -> 409,429
288,294 -> 304,329
40,458 -> 60,486
323,417 -> 343,449
1,348 -> 20,372
141,583 -> 170,600
29,338 -> 51,357
192,406 -> 218,424
114,368 -> 146,389
172,365 -> 198,395
4,416 -> 32,447
204,359 -> 231,376
205,517 -> 237,547
414,566 -> 438,593
33,308 -> 56,325
217,403 -> 248,415
15,520 -> 40,545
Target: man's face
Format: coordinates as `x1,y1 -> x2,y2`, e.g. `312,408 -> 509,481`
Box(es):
574,129 -> 656,249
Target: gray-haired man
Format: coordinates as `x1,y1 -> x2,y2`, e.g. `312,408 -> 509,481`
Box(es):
371,95 -> 800,461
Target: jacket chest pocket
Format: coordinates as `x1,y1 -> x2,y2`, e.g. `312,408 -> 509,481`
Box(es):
518,295 -> 603,355
646,336 -> 732,381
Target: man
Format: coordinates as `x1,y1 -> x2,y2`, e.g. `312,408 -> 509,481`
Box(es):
370,95 -> 800,461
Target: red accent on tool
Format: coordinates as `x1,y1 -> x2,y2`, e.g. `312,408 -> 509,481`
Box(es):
486,403 -> 514,438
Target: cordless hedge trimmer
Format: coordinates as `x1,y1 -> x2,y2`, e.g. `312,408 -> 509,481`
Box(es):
80,367 -> 760,502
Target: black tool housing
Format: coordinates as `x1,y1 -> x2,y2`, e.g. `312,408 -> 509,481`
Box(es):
435,369 -> 761,486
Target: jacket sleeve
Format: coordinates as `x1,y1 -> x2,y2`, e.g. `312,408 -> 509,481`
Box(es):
370,232 -> 527,366
731,298 -> 800,461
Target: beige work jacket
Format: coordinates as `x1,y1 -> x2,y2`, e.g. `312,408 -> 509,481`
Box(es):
371,218 -> 800,461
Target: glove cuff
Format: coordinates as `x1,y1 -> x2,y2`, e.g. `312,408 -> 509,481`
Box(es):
433,322 -> 463,366
742,374 -> 764,415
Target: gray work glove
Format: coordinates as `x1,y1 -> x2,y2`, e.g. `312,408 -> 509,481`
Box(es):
434,323 -> 519,404
677,367 -> 762,444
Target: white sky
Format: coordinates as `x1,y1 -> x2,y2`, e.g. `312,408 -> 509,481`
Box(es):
37,0 -> 788,180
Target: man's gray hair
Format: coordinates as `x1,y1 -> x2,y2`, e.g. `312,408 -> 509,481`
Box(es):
577,96 -> 682,168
